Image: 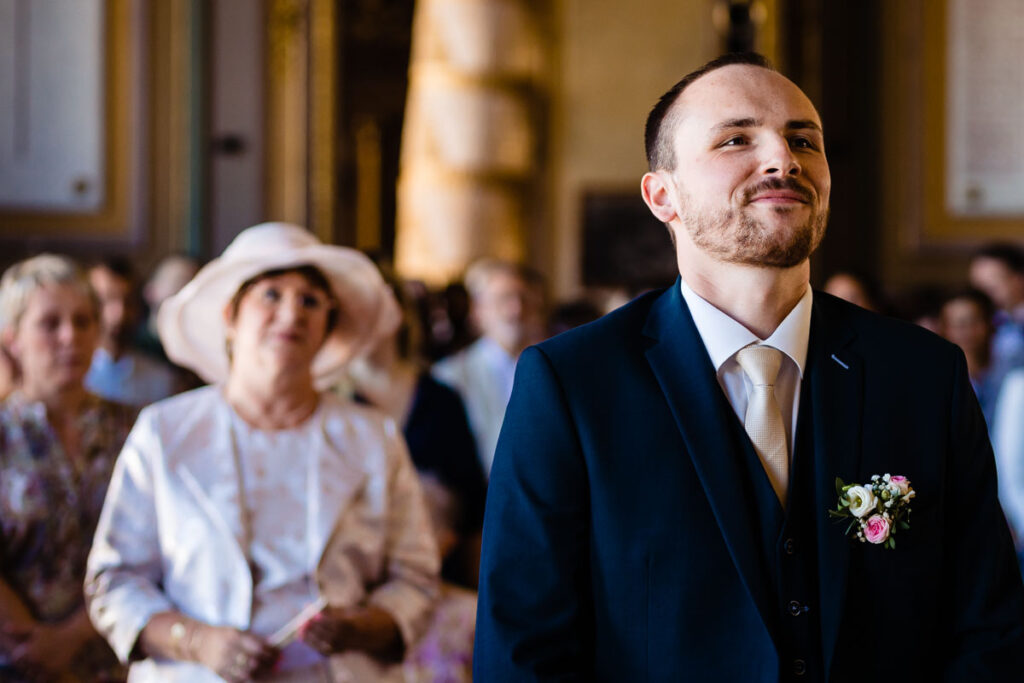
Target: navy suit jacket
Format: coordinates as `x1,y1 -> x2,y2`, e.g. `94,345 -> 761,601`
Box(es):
475,282 -> 1024,681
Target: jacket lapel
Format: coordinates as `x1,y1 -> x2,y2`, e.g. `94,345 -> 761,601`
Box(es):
311,403 -> 369,569
807,295 -> 863,676
175,397 -> 369,575
642,281 -> 780,645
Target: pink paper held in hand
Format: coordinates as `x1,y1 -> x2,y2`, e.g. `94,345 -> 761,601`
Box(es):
267,596 -> 328,648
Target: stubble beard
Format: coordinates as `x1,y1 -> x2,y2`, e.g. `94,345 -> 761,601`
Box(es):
678,187 -> 829,269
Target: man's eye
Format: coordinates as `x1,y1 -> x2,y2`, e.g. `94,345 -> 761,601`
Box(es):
262,287 -> 281,302
791,137 -> 815,150
722,136 -> 747,147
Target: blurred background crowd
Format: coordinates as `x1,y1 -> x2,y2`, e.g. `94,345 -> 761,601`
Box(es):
2,233 -> 1024,680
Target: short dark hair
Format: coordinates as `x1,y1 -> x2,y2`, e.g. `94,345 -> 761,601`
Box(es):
228,264 -> 340,333
90,256 -> 136,283
644,52 -> 776,171
944,287 -> 996,323
973,242 -> 1024,276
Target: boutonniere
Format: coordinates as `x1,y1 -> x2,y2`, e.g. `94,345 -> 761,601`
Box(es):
828,474 -> 915,549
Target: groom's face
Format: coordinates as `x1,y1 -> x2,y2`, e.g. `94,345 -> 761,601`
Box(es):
662,65 -> 831,268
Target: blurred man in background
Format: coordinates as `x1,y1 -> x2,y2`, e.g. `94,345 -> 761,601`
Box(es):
433,259 -> 546,476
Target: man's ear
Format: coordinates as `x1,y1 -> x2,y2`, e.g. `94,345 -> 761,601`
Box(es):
641,171 -> 679,224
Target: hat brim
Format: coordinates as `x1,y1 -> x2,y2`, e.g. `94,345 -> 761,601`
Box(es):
158,244 -> 399,389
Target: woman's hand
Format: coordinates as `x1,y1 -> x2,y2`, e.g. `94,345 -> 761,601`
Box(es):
191,624 -> 279,682
299,605 -> 403,661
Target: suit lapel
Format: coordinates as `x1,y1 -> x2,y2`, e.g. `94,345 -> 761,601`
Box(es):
643,282 -> 780,645
806,295 -> 863,676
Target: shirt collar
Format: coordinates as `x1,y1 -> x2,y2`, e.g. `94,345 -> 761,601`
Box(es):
679,278 -> 813,378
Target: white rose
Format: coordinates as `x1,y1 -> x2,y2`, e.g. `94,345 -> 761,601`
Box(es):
846,485 -> 877,518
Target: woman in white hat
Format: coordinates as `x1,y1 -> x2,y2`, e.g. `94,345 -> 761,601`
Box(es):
85,223 -> 439,682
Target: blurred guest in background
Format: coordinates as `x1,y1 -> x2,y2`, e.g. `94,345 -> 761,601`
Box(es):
422,282 -> 475,362
547,298 -> 603,338
86,223 -> 438,682
0,254 -> 134,682
823,270 -> 885,313
433,259 -> 547,476
993,365 -> 1024,573
970,243 -> 1024,390
347,269 -> 486,589
85,258 -> 178,407
401,476 -> 477,683
899,285 -> 946,335
940,288 -> 998,425
137,253 -> 200,360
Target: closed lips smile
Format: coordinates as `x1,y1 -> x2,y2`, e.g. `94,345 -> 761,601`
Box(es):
750,191 -> 808,203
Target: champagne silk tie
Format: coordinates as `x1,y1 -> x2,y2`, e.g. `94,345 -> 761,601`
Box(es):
736,344 -> 789,506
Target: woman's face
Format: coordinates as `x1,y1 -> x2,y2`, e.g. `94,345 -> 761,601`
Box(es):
225,271 -> 334,376
7,284 -> 98,395
941,298 -> 992,359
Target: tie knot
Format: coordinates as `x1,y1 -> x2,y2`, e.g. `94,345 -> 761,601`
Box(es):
736,344 -> 783,386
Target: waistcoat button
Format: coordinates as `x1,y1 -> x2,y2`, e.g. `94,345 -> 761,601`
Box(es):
783,538 -> 796,554
788,600 -> 803,616
793,659 -> 806,676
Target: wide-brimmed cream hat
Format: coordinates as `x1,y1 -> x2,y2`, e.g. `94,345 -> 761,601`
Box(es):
158,222 -> 400,388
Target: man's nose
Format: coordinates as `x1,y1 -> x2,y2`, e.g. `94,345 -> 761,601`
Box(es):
759,136 -> 801,177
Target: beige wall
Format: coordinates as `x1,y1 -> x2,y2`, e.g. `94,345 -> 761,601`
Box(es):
543,0 -> 719,298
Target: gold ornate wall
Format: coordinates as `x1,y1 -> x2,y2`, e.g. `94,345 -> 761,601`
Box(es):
881,0 -> 1024,290
263,0 -> 337,244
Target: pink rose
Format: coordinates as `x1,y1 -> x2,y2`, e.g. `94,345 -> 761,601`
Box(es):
889,475 -> 910,496
863,515 -> 890,544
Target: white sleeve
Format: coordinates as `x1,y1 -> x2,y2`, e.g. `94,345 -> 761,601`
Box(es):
85,408 -> 173,663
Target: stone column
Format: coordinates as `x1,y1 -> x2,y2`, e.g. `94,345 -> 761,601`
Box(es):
395,0 -> 545,285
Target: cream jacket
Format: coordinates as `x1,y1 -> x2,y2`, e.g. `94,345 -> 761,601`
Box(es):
85,386 -> 439,682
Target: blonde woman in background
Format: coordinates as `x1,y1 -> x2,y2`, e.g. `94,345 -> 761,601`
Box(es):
0,254 -> 134,682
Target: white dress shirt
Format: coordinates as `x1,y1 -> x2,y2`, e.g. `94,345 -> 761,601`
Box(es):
432,337 -> 518,476
680,279 -> 813,455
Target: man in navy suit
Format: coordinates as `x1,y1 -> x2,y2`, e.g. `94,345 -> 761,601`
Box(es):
474,53 -> 1024,681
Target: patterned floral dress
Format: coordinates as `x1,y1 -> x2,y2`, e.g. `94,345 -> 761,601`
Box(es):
0,391 -> 136,681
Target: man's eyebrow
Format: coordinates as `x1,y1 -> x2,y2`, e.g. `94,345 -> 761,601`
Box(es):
709,118 -> 823,134
786,119 -> 823,133
711,118 -> 760,133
